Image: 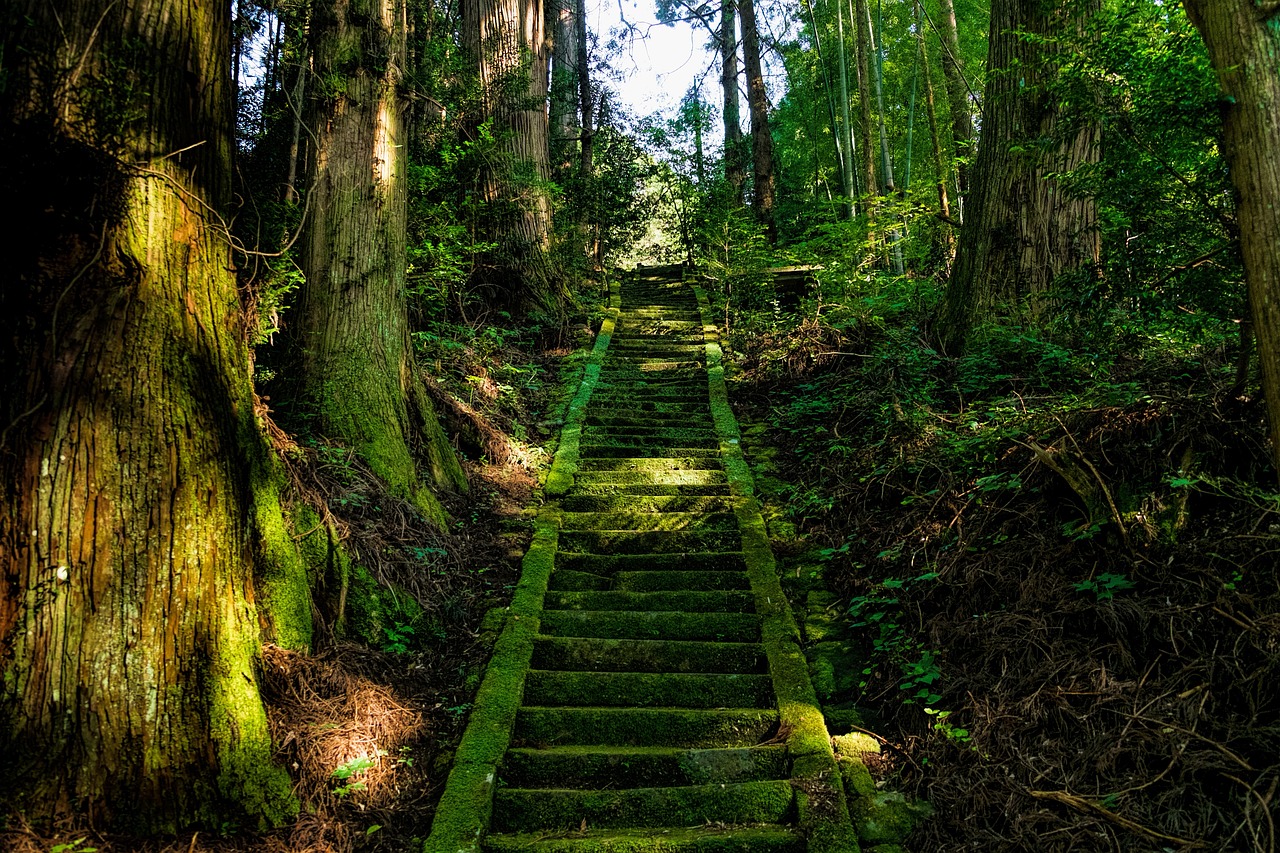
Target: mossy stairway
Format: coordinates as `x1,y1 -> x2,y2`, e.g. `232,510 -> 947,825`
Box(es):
426,268 -> 857,853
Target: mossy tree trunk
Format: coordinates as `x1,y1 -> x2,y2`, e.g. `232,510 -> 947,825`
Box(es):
297,0 -> 466,524
548,0 -> 580,148
1182,0 -> 1280,478
465,0 -> 569,310
0,0 -> 297,830
939,0 -> 1101,352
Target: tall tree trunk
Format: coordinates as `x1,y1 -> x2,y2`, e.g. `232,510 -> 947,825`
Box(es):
939,0 -> 1101,352
853,0 -> 879,201
721,0 -> 746,203
833,0 -> 857,218
0,0 -> 297,830
867,0 -> 904,274
937,0 -> 973,221
575,0 -> 601,272
465,0 -> 565,310
548,0 -> 580,147
917,0 -> 955,270
284,56 -> 307,204
739,0 -> 776,242
1183,0 -> 1280,478
298,0 -> 465,524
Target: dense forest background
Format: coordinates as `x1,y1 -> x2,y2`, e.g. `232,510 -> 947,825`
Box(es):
1,0 -> 1278,850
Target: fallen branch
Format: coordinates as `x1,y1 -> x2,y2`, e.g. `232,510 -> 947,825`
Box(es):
1029,789 -> 1208,848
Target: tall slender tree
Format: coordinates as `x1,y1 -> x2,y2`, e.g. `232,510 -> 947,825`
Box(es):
1182,0 -> 1280,478
0,0 -> 298,830
739,0 -> 777,241
296,0 -> 465,524
940,0 -> 1102,351
721,0 -> 746,202
937,0 -> 974,219
549,0 -> 580,146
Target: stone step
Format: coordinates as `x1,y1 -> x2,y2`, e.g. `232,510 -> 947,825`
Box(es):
513,706 -> 780,748
482,826 -> 804,853
521,671 -> 774,708
576,449 -> 722,462
559,511 -> 738,532
571,470 -> 729,488
566,483 -> 732,497
553,552 -> 749,573
537,610 -> 760,642
543,589 -> 754,613
558,495 -> 738,513
531,636 -> 765,674
549,569 -> 751,593
556,529 -> 742,554
491,780 -> 795,832
502,744 -> 787,789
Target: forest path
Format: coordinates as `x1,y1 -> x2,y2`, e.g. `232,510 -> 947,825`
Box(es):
427,268 -> 853,852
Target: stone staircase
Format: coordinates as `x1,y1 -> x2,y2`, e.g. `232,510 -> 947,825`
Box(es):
426,268 -> 855,853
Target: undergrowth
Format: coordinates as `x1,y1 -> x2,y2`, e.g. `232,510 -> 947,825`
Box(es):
729,271 -> 1280,852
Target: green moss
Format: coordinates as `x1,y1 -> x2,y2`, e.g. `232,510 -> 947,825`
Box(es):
530,637 -> 766,674
514,707 -> 778,748
853,792 -> 932,845
523,670 -> 773,708
492,780 -> 795,832
482,825 -> 804,852
538,609 -> 760,642
423,511 -> 560,853
251,466 -> 313,651
502,744 -> 788,788
344,564 -> 424,648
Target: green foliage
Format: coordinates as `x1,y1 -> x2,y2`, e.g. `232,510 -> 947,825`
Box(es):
331,751 -> 383,798
848,570 -> 943,705
1073,572 -> 1137,601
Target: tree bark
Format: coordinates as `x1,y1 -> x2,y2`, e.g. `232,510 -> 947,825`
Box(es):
937,0 -> 973,220
464,0 -> 566,310
867,0 -> 904,274
739,0 -> 776,242
917,0 -> 955,269
0,0 -> 296,830
548,0 -> 580,147
832,0 -> 857,217
940,0 -> 1101,351
298,0 -> 465,524
853,0 -> 879,201
1183,0 -> 1280,478
721,0 -> 746,203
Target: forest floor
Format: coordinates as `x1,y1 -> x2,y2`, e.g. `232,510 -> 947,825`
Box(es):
726,291 -> 1280,852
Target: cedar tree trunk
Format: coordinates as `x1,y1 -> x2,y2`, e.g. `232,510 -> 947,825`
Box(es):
721,0 -> 746,203
298,0 -> 466,525
1183,0 -> 1280,477
0,0 -> 297,831
940,0 -> 1101,351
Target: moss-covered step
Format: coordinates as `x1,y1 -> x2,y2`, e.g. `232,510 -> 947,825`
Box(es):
558,495 -> 739,514
522,671 -> 775,708
554,552 -> 749,573
503,743 -> 788,789
513,706 -> 780,749
579,444 -> 720,459
549,569 -> 748,592
556,529 -> 742,554
571,467 -> 728,485
482,826 -> 805,853
613,570 -> 751,592
537,610 -> 760,642
559,511 -> 738,532
492,780 -> 795,833
580,426 -> 718,441
567,483 -> 732,497
543,589 -> 753,613
531,636 -> 766,673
